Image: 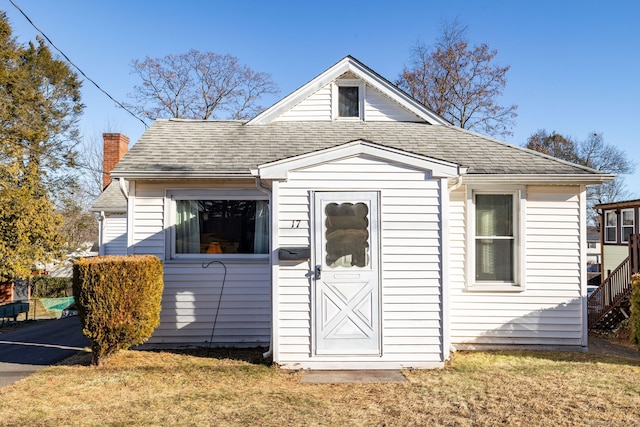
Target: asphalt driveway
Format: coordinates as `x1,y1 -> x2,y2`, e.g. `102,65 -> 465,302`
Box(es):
0,316 -> 89,388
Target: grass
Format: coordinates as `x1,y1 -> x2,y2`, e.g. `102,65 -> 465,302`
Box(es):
1,348 -> 639,426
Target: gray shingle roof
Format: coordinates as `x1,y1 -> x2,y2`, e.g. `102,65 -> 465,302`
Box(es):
111,119 -> 607,178
90,181 -> 127,212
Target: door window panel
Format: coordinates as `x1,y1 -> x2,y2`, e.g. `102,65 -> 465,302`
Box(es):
324,202 -> 369,268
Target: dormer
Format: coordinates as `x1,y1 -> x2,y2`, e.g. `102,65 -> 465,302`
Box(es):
334,75 -> 363,120
248,56 -> 448,126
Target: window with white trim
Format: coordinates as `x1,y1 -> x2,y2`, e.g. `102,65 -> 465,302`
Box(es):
334,79 -> 364,120
468,187 -> 523,290
604,210 -> 617,243
622,208 -> 634,243
167,191 -> 269,259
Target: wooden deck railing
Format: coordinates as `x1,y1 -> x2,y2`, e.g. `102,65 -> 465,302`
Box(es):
588,256 -> 630,328
587,234 -> 640,329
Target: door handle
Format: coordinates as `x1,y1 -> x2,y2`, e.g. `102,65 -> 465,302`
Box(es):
315,265 -> 322,280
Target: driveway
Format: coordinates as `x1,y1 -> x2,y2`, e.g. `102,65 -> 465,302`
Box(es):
0,316 -> 89,388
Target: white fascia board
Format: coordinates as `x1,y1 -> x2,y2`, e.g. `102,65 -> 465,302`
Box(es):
463,174 -> 616,186
257,140 -> 462,180
345,60 -> 448,125
248,56 -> 447,126
248,57 -> 353,125
111,171 -> 254,180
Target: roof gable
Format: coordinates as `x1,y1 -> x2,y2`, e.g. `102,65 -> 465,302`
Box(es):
247,56 -> 449,125
255,139 -> 463,180
90,181 -> 127,212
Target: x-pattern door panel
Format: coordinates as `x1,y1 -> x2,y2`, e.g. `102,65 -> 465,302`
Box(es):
314,192 -> 380,355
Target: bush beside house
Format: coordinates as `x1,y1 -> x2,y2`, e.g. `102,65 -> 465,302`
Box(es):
72,255 -> 164,365
631,273 -> 640,348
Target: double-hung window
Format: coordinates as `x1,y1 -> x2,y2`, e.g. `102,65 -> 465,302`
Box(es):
168,191 -> 269,259
622,209 -> 634,243
468,187 -> 524,290
604,210 -> 617,243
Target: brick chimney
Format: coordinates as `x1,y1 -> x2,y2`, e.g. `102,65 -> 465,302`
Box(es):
102,133 -> 129,189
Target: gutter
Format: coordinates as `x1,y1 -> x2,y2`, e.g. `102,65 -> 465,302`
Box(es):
462,173 -> 615,186
112,171 -> 254,180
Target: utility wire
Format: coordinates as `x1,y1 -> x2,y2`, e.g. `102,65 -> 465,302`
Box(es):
8,0 -> 148,129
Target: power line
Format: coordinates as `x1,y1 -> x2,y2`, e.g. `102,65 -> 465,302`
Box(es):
8,0 -> 149,129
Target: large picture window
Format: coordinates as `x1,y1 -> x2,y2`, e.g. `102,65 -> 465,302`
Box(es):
468,187 -> 523,290
173,198 -> 269,256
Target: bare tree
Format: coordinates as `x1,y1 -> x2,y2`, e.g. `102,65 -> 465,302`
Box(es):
525,130 -> 635,224
398,20 -> 518,138
126,50 -> 279,120
76,132 -> 105,202
525,130 -> 579,163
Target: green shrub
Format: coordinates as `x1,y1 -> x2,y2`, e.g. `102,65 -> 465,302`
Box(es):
31,275 -> 71,298
631,273 -> 640,348
73,255 -> 164,366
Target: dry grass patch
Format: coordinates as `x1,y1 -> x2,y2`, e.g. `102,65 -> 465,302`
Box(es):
0,348 -> 639,426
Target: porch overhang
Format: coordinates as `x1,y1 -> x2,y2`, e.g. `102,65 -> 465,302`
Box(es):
254,140 -> 465,180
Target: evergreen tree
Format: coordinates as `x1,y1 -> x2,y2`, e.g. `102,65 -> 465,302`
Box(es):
0,12 -> 83,279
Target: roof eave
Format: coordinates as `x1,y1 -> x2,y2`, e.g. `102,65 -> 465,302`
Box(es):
89,207 -> 127,213
111,171 -> 254,180
464,174 -> 616,185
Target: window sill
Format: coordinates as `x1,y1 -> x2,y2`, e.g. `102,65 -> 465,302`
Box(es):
165,255 -> 269,264
465,284 -> 525,293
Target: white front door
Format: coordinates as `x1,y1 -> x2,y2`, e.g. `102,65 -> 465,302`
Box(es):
313,191 -> 380,355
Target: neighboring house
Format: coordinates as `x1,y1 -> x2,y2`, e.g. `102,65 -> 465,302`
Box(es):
110,56 -> 613,369
586,226 -> 602,286
91,133 -> 129,256
594,199 -> 640,276
586,226 -> 601,268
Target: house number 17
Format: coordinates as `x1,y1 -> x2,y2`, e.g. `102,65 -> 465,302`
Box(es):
291,220 -> 301,228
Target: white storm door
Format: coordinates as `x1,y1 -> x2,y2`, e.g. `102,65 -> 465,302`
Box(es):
313,191 -> 381,355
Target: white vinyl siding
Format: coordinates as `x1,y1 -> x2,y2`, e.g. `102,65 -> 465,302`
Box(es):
365,86 -> 423,121
130,180 -> 271,347
450,185 -> 585,349
274,155 -> 444,369
102,214 -> 127,255
275,81 -> 422,122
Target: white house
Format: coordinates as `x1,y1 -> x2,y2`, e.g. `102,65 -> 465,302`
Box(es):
110,56 -> 613,369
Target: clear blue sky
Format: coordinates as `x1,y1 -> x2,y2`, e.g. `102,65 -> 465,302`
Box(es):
3,0 -> 639,195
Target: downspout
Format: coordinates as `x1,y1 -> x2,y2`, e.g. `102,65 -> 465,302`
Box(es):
255,177 -> 274,359
448,174 -> 463,193
97,212 -> 105,256
445,172 -> 463,357
118,178 -> 129,200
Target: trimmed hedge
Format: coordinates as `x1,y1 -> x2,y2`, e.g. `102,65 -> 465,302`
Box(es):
631,273 -> 640,349
73,255 -> 164,365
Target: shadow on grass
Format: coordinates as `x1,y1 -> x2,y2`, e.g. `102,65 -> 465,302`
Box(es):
155,346 -> 272,366
56,346 -> 272,367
